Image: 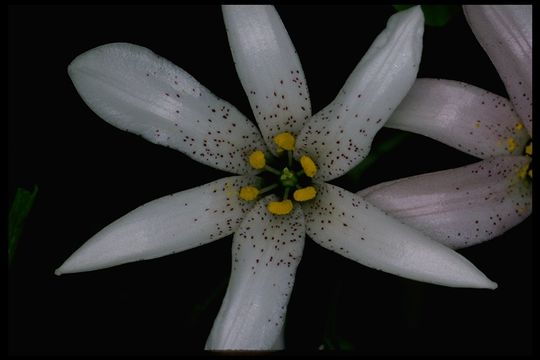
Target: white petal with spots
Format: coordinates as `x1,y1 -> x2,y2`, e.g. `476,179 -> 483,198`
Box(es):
303,183 -> 497,289
55,176 -> 259,275
464,5 -> 532,135
358,156 -> 532,249
68,42 -> 267,175
295,6 -> 424,181
386,79 -> 530,158
205,195 -> 305,350
223,5 -> 312,154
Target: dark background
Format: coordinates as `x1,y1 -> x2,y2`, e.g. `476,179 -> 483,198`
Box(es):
8,4 -> 533,355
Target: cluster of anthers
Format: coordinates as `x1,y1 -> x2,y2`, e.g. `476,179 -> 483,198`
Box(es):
509,123 -> 533,181
239,132 -> 318,215
519,138 -> 533,180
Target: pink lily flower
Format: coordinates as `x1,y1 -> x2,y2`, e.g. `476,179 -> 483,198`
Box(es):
359,5 -> 532,249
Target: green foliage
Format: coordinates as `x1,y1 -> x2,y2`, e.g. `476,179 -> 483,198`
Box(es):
393,5 -> 460,27
8,185 -> 38,265
346,132 -> 410,182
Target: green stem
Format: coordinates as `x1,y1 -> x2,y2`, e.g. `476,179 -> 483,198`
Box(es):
347,132 -> 410,182
259,183 -> 279,194
283,187 -> 290,200
287,150 -> 293,168
264,165 -> 281,176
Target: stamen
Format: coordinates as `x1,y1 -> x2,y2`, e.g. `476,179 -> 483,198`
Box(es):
288,150 -> 293,168
300,155 -> 317,178
525,142 -> 533,156
239,186 -> 259,201
528,169 -> 533,178
249,150 -> 266,169
283,187 -> 290,200
267,199 -> 293,215
515,122 -> 524,130
293,186 -> 317,202
265,165 -> 281,176
507,138 -> 517,153
274,132 -> 296,151
259,183 -> 279,195
518,164 -> 529,179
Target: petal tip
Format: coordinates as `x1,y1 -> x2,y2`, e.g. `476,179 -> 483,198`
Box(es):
486,280 -> 498,290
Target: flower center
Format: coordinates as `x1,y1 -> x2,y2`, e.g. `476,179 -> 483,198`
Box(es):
519,139 -> 533,181
240,132 -> 318,215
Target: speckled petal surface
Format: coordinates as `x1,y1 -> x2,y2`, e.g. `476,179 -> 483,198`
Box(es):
68,43 -> 267,175
386,79 -> 529,158
55,176 -> 259,275
295,6 -> 424,181
205,195 -> 305,350
464,5 -> 532,135
223,5 -> 311,154
358,156 -> 531,249
304,183 -> 497,289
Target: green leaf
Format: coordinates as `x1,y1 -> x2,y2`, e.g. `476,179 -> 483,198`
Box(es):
393,4 -> 460,27
346,132 -> 410,182
8,185 -> 38,265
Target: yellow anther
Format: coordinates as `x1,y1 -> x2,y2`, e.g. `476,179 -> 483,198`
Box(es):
239,186 -> 259,201
518,164 -> 528,179
267,199 -> 293,215
528,169 -> 533,178
274,132 -> 296,151
474,121 -> 481,128
293,186 -> 317,202
507,138 -> 517,153
515,122 -> 524,130
525,142 -> 533,156
249,150 -> 266,169
300,155 -> 317,178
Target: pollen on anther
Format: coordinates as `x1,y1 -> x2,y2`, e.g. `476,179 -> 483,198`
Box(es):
525,142 -> 532,156
293,186 -> 317,202
249,150 -> 266,169
239,186 -> 259,201
300,155 -> 317,178
507,138 -> 517,153
267,200 -> 293,215
274,132 -> 295,151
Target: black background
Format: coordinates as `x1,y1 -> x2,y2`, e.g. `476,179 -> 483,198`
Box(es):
8,4 -> 533,355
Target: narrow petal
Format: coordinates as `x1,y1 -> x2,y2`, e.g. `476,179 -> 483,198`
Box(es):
464,5 -> 532,134
358,156 -> 531,249
205,195 -> 305,350
223,5 -> 312,154
295,6 -> 424,181
386,79 -> 529,158
68,43 -> 267,175
55,176 -> 259,275
304,183 -> 497,289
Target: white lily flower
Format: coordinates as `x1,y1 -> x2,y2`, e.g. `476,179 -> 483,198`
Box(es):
360,5 -> 532,249
57,5 -> 497,351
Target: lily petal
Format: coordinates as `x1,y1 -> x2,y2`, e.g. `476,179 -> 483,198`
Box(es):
68,42 -> 267,175
205,195 -> 305,350
55,176 -> 259,275
223,5 -> 312,154
304,183 -> 497,289
386,79 -> 529,158
358,156 -> 532,249
295,6 -> 423,181
464,5 -> 532,135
